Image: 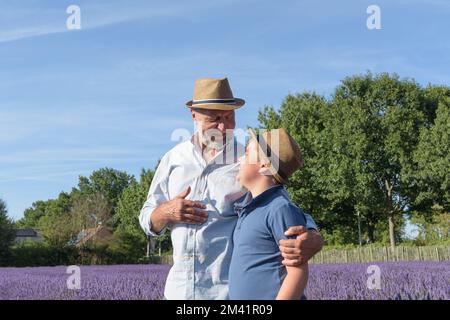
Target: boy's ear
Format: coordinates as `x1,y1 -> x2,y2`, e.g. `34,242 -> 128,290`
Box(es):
258,162 -> 274,177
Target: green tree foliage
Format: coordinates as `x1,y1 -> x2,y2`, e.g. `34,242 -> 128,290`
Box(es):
71,167 -> 135,211
0,199 -> 15,265
16,167 -> 133,246
47,192 -> 113,247
332,73 -> 427,248
115,169 -> 154,249
70,192 -> 113,229
258,72 -> 448,247
16,200 -> 48,228
410,206 -> 449,245
16,192 -> 73,246
115,168 -> 171,257
411,97 -> 450,211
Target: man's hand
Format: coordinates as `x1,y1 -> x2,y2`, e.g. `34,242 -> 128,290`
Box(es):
279,226 -> 324,266
150,186 -> 208,233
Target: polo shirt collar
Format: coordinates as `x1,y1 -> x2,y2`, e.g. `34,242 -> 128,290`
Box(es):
234,184 -> 284,215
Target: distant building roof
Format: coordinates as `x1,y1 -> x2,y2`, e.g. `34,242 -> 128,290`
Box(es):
15,228 -> 39,237
14,228 -> 42,243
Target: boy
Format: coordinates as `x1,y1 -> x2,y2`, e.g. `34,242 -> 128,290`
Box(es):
228,128 -> 309,300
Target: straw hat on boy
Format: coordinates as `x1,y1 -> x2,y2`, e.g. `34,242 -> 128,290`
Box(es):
248,128 -> 303,184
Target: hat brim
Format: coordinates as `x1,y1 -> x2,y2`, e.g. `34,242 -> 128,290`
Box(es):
186,98 -> 245,110
248,128 -> 288,184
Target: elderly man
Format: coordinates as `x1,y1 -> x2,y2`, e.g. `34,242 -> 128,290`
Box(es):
139,77 -> 323,300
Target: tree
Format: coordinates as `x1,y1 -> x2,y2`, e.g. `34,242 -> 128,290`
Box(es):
115,169 -> 154,242
17,168 -> 133,247
17,192 -> 72,229
70,192 -> 113,230
259,93 -> 360,243
330,73 -> 429,248
257,72 -> 443,247
72,167 -> 135,212
410,206 -> 449,244
16,200 -> 48,228
411,97 -> 450,211
420,85 -> 450,128
0,199 -> 15,265
258,91 -> 384,244
40,192 -> 113,247
16,192 -> 74,246
115,168 -> 171,257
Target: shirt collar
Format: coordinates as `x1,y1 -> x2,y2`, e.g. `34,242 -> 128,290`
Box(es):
234,184 -> 284,214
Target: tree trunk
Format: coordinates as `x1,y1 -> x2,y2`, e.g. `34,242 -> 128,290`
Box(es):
385,179 -> 396,249
388,213 -> 395,249
367,223 -> 375,243
357,209 -> 362,246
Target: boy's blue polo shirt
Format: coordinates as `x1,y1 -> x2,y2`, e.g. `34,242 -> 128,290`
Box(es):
228,184 -> 307,300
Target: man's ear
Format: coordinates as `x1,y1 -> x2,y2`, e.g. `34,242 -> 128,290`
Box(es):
190,108 -> 196,120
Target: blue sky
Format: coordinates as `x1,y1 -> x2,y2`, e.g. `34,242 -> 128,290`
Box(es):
0,1 -> 449,237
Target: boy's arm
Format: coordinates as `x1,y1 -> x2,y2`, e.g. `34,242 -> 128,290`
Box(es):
267,203 -> 309,300
276,263 -> 309,300
280,210 -> 324,266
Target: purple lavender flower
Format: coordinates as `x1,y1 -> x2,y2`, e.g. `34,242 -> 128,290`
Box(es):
0,261 -> 448,300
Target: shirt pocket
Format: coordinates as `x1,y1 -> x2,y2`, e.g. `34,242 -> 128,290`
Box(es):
207,169 -> 244,217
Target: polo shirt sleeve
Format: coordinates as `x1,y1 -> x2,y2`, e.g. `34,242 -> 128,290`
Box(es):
303,212 -> 318,231
267,203 -> 307,243
139,153 -> 171,237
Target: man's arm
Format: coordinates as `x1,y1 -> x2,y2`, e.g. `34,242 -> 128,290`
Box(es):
276,263 -> 309,300
139,154 -> 208,237
149,186 -> 208,234
279,225 -> 324,266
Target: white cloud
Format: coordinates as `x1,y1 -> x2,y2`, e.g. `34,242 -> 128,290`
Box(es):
0,0 -> 251,43
0,2 -> 168,43
0,25 -> 66,43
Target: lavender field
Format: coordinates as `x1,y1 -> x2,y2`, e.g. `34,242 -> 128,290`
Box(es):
0,262 -> 448,300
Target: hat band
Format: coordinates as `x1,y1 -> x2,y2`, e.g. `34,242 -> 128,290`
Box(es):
192,98 -> 236,106
255,132 -> 289,183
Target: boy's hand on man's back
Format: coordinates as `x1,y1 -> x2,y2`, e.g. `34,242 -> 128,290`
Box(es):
279,226 -> 324,266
